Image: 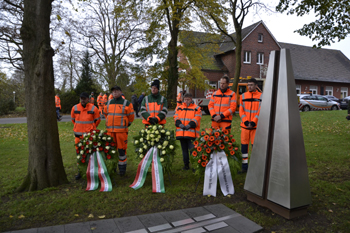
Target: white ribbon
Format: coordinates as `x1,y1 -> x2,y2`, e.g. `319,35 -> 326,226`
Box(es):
203,151 -> 234,197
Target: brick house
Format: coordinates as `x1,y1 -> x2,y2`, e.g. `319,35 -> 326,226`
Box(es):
181,20 -> 350,99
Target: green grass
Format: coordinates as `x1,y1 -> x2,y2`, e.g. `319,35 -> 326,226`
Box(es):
0,111 -> 350,232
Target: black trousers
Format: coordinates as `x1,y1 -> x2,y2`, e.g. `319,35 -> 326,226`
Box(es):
179,138 -> 194,166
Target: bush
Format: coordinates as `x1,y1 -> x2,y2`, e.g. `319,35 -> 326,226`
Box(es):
0,99 -> 15,116
60,91 -> 80,114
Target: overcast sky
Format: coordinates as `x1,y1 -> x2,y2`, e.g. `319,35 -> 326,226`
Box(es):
243,1 -> 350,59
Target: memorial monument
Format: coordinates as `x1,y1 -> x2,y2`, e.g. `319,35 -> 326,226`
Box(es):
244,49 -> 312,219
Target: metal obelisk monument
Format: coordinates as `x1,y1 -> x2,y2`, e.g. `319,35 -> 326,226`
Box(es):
244,49 -> 312,219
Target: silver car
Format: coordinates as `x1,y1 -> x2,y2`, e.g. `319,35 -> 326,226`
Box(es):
298,94 -> 340,111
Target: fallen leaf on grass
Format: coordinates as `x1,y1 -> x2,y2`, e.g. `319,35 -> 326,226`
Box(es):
88,214 -> 94,218
9,215 -> 13,218
328,209 -> 333,213
18,215 -> 25,219
227,195 -> 231,198
74,214 -> 79,217
336,187 -> 344,192
91,227 -> 96,230
98,215 -> 105,219
333,203 -> 337,205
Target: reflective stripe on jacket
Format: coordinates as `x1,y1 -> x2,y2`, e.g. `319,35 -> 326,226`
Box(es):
174,102 -> 201,139
55,96 -> 61,109
208,89 -> 237,123
140,94 -> 168,125
71,103 -> 101,136
104,96 -> 134,133
239,90 -> 262,129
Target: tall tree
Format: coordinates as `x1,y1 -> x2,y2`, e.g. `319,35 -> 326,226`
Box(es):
19,0 -> 68,191
72,0 -> 146,90
75,50 -> 97,95
207,0 -> 267,93
276,0 -> 350,47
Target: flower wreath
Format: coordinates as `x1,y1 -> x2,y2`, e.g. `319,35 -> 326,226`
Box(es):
190,127 -> 242,176
133,125 -> 178,173
76,129 -> 118,176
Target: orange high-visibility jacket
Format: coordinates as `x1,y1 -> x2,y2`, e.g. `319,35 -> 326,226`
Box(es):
239,90 -> 262,129
89,96 -> 95,104
140,94 -> 168,125
174,102 -> 201,139
104,96 -> 134,133
55,96 -> 61,109
103,94 -> 108,104
108,94 -> 113,100
71,103 -> 101,136
176,92 -> 182,108
208,89 -> 237,123
97,94 -> 104,106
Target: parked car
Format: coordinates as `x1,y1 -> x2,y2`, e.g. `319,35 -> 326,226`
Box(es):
323,95 -> 340,103
297,94 -> 340,111
339,96 -> 350,110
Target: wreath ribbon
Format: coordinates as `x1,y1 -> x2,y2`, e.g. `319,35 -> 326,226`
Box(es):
86,151 -> 112,192
130,146 -> 165,193
203,151 -> 234,196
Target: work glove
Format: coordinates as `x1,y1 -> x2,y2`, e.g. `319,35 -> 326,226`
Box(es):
179,124 -> 185,129
128,122 -> 132,127
148,118 -> 155,125
244,121 -> 250,126
152,117 -> 158,124
250,122 -> 256,127
184,124 -> 191,130
346,115 -> 350,120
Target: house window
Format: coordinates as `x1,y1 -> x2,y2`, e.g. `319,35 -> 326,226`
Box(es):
325,86 -> 333,96
257,52 -> 264,64
243,51 -> 251,64
258,33 -> 263,42
310,85 -> 317,94
341,87 -> 348,98
296,85 -> 301,94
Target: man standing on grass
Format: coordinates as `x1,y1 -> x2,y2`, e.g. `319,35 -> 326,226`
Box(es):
55,94 -> 62,121
208,75 -> 236,131
140,79 -> 168,127
71,92 -> 101,179
104,86 -> 134,176
239,78 -> 262,173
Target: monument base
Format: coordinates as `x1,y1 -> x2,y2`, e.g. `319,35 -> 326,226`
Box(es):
246,191 -> 309,219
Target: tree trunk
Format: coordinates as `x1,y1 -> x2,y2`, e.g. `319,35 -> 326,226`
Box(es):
19,0 -> 68,192
232,27 -> 242,94
167,28 -> 179,109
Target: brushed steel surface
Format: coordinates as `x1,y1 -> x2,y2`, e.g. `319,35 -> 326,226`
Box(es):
267,48 -> 312,208
244,50 -> 277,195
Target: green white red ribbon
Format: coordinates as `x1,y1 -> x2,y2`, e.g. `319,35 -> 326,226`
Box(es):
130,146 -> 165,193
86,151 -> 112,192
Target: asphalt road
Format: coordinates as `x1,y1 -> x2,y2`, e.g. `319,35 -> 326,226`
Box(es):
0,111 -> 177,125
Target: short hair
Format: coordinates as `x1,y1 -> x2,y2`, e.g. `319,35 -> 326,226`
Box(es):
220,75 -> 230,84
248,78 -> 258,84
111,86 -> 122,92
183,93 -> 193,99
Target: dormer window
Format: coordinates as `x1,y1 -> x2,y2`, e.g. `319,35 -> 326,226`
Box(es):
258,33 -> 263,43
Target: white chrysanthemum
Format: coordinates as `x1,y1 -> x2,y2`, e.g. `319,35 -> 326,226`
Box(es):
157,145 -> 162,149
105,146 -> 110,150
140,138 -> 144,142
135,140 -> 139,145
166,131 -> 170,136
80,150 -> 84,154
143,145 -> 147,149
169,145 -> 174,150
89,141 -> 92,144
153,126 -> 157,130
140,154 -> 144,159
162,150 -> 166,155
102,137 -> 106,140
139,148 -> 143,153
77,156 -> 81,159
163,141 -> 168,147
161,130 -> 165,133
78,143 -> 82,147
160,158 -> 164,162
107,137 -> 111,140
97,142 -> 101,146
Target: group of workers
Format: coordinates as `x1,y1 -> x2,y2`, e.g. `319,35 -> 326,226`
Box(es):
65,75 -> 261,180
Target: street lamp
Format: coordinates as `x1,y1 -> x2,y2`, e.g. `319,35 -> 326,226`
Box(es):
13,91 -> 15,104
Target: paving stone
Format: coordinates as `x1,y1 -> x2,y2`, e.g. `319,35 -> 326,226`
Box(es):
37,225 -> 64,233
193,213 -> 216,222
181,227 -> 206,233
89,219 -> 120,233
64,222 -> 91,233
148,223 -> 172,232
9,229 -> 37,233
159,210 -> 194,227
114,216 -> 145,233
137,213 -> 169,228
210,226 -> 241,233
204,221 -> 228,231
204,204 -> 240,218
182,206 -> 212,219
225,215 -> 263,233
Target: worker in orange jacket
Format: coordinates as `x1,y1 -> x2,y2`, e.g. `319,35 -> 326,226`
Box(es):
55,94 -> 62,121
176,90 -> 186,108
239,78 -> 262,173
89,92 -> 95,105
108,93 -> 113,101
97,92 -> 104,115
174,93 -> 201,170
71,92 -> 101,179
104,86 -> 134,176
103,93 -> 108,105
208,75 -> 237,131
